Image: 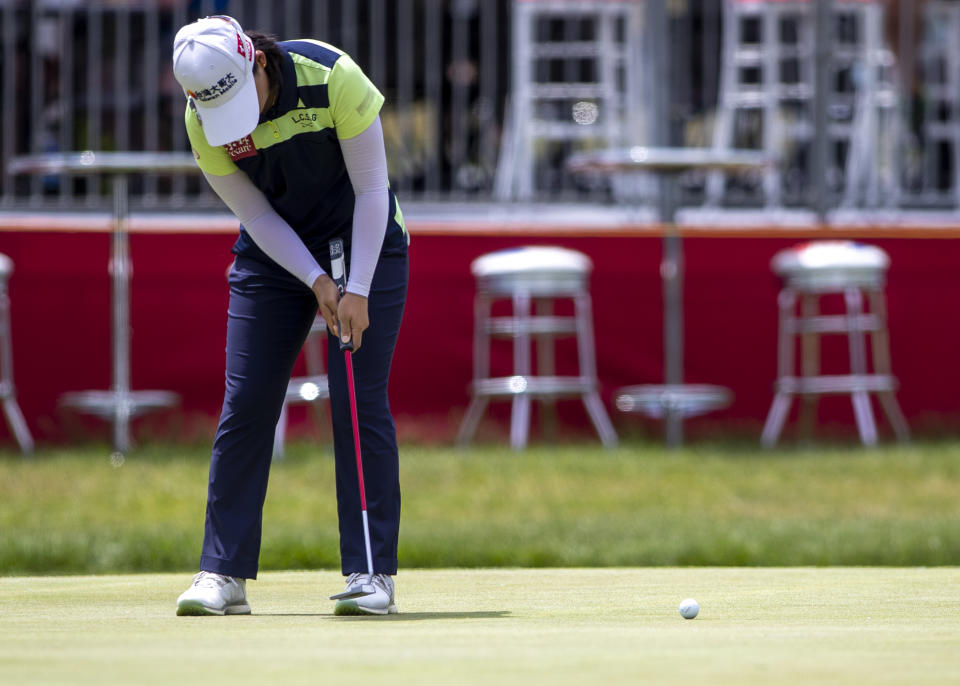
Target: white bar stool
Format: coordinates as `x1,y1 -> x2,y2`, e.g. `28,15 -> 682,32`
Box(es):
273,316 -> 329,460
0,253 -> 34,454
762,240 -> 910,447
456,245 -> 617,450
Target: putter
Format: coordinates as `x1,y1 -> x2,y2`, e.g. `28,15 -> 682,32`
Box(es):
327,238 -> 377,601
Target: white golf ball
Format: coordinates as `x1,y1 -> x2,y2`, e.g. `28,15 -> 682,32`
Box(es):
679,598 -> 699,619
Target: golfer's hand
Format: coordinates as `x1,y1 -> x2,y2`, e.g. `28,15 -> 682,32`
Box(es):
337,293 -> 369,351
312,274 -> 341,338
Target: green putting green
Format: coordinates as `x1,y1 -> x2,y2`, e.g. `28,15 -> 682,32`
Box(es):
1,568 -> 957,684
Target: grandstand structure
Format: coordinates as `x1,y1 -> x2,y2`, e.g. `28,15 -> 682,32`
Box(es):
708,0 -> 901,209
0,0 -> 955,213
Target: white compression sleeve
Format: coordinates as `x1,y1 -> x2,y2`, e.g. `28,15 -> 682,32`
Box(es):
339,116 -> 389,297
201,170 -> 325,288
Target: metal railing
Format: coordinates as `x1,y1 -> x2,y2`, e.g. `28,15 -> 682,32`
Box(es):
1,0 -> 958,212
0,0 -> 510,209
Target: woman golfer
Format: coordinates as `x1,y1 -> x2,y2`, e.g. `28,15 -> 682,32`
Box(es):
171,15 -> 406,616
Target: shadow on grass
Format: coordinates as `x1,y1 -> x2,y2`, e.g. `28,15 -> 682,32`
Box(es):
251,611 -> 510,621
324,611 -> 511,622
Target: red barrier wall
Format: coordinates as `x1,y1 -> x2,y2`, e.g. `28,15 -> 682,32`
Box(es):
1,228 -> 959,446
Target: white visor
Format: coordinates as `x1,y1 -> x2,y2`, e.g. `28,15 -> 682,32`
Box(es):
172,16 -> 260,147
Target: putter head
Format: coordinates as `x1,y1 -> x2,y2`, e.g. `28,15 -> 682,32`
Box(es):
329,582 -> 376,601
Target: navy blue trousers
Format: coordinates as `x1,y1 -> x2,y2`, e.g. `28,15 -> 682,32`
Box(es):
200,250 -> 407,579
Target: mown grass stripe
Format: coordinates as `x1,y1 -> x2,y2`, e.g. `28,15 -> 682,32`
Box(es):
1,441 -> 959,574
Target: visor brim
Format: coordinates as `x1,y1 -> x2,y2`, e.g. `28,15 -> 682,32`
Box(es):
196,74 -> 260,147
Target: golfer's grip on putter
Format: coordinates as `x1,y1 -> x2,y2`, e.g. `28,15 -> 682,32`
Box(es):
328,238 -> 354,352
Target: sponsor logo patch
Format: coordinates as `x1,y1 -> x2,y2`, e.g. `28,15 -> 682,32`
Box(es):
236,32 -> 254,62
290,111 -> 318,128
225,136 -> 257,161
194,72 -> 238,102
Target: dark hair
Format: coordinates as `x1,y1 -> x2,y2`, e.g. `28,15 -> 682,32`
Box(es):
246,30 -> 284,96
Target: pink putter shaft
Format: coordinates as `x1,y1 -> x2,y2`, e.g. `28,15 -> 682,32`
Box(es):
328,236 -> 374,584
344,349 -> 367,510
344,347 -> 375,578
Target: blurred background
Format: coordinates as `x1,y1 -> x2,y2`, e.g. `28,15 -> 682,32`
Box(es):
1,0 -> 955,208
1,0 -> 959,450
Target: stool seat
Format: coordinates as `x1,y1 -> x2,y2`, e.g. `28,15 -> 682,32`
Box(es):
762,240 -> 909,447
772,241 -> 889,291
472,246 -> 592,295
458,245 -> 617,450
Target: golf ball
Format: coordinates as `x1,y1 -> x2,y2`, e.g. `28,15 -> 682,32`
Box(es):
679,598 -> 699,619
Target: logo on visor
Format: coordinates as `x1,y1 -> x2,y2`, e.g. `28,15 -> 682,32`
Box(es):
193,72 -> 238,103
236,32 -> 253,61
225,135 -> 257,161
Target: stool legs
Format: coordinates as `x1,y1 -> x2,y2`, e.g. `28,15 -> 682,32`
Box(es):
762,284 -> 909,447
510,292 -> 533,449
845,287 -> 879,445
272,319 -> 329,460
867,290 -> 911,441
0,278 -> 33,454
0,396 -> 32,454
575,292 -> 617,449
877,381 -> 911,442
457,396 -> 489,448
797,293 -> 821,440
761,289 -> 797,448
535,298 -> 558,441
456,294 -> 492,447
273,403 -> 289,458
457,287 -> 617,450
302,327 -> 328,430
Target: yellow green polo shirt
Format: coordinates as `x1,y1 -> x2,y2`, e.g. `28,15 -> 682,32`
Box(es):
185,39 -> 406,264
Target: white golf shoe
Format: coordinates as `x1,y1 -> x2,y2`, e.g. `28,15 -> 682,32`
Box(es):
334,573 -> 398,616
176,571 -> 251,616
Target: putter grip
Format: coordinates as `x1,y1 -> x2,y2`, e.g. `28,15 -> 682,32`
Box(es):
328,239 -> 354,351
